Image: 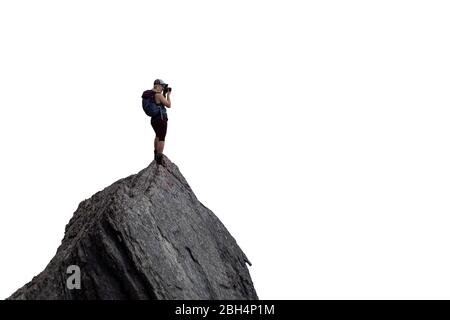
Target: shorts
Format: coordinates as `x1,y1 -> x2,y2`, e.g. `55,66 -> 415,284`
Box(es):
151,116 -> 168,141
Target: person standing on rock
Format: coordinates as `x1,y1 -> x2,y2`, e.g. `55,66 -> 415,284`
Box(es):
141,79 -> 171,166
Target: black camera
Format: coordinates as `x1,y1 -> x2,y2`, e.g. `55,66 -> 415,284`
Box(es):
163,84 -> 172,95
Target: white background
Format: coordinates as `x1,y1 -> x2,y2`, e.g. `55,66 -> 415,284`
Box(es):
1,0 -> 449,299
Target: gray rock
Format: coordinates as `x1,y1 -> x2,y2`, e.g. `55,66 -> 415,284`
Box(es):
8,155 -> 258,300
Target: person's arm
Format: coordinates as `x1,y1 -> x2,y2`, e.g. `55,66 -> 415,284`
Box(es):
165,91 -> 171,108
156,92 -> 171,108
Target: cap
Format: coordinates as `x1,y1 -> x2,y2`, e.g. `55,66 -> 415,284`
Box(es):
154,79 -> 167,86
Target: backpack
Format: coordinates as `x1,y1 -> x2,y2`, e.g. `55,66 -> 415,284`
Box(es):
141,90 -> 163,117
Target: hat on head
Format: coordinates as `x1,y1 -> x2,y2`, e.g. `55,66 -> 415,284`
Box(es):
154,79 -> 167,86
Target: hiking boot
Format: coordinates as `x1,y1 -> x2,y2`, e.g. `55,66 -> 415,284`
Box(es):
155,152 -> 164,165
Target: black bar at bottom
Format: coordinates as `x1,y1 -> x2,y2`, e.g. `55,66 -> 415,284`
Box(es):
0,300 -> 446,319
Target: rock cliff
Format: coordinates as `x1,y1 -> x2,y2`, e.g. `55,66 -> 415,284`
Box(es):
8,155 -> 257,300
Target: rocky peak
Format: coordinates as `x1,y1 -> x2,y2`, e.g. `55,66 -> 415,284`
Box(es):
8,155 -> 257,300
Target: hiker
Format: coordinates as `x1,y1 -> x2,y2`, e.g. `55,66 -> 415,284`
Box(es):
141,79 -> 171,165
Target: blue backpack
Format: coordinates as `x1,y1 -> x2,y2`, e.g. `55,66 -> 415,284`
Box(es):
141,90 -> 164,118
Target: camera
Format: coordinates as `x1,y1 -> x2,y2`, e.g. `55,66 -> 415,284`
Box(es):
163,84 -> 172,95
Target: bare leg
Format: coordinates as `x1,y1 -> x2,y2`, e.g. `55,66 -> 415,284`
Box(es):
157,140 -> 165,154
154,136 -> 159,151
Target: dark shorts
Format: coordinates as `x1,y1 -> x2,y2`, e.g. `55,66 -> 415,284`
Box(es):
151,116 -> 168,141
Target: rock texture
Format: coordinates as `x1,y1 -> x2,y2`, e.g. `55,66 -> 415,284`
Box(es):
8,155 -> 257,300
